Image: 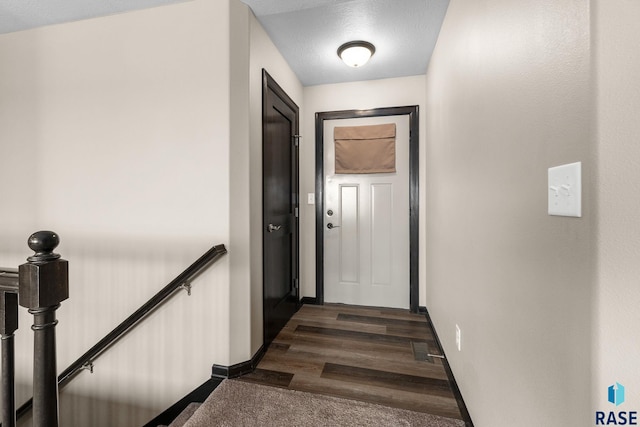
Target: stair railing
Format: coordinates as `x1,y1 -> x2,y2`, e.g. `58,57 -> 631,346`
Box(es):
1,268 -> 19,427
0,231 -> 227,427
52,242 -> 227,392
1,230 -> 68,427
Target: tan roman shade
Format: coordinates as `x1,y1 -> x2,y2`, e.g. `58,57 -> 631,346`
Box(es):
334,123 -> 396,174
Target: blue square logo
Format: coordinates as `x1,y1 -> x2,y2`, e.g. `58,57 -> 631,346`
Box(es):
608,383 -> 625,407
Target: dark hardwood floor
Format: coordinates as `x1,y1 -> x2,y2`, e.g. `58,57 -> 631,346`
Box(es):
239,304 -> 469,423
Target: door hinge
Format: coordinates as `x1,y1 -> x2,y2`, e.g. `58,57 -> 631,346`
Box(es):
294,278 -> 299,290
294,207 -> 299,218
293,135 -> 301,146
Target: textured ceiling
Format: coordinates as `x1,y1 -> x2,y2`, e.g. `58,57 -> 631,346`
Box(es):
0,0 -> 450,87
242,0 -> 450,86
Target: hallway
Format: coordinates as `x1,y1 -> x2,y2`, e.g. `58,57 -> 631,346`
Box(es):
239,304 -> 472,425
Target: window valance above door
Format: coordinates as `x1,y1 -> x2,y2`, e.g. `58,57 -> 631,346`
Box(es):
334,123 -> 396,174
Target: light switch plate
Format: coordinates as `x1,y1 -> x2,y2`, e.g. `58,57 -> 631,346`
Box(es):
307,193 -> 315,205
548,162 -> 581,217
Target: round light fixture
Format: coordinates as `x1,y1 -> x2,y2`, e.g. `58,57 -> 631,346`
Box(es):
337,41 -> 376,68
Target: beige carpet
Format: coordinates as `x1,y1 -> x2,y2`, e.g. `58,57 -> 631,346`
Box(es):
183,380 -> 466,427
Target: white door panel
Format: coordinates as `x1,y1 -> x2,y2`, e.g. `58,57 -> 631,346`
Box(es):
371,183 -> 392,286
324,115 -> 410,309
339,184 -> 359,283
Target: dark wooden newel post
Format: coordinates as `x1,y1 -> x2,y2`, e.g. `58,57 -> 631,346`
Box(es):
1,289 -> 18,427
19,231 -> 68,427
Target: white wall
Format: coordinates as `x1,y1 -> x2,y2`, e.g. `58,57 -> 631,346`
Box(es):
0,48 -> 38,236
425,0 -> 593,426
593,0 -> 640,416
0,1 -> 233,425
229,0 -> 252,367
301,76 -> 427,305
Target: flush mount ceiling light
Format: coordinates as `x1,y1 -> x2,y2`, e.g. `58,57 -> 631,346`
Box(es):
337,41 -> 376,68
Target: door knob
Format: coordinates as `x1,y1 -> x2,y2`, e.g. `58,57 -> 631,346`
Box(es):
327,223 -> 340,229
267,223 -> 282,232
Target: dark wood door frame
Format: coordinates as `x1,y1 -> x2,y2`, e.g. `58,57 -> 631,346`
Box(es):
262,69 -> 300,345
315,106 -> 420,313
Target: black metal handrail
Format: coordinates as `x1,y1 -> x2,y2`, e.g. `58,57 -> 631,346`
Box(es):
15,243 -> 227,420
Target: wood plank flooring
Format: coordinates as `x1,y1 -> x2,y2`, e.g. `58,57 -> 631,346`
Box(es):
239,304 -> 467,423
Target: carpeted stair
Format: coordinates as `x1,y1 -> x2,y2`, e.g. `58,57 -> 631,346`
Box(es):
157,402 -> 201,427
161,379 -> 466,427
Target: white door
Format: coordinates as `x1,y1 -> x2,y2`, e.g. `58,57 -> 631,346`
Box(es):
323,115 -> 410,309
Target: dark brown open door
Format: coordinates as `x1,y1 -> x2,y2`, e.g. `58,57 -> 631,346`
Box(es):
262,70 -> 299,346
